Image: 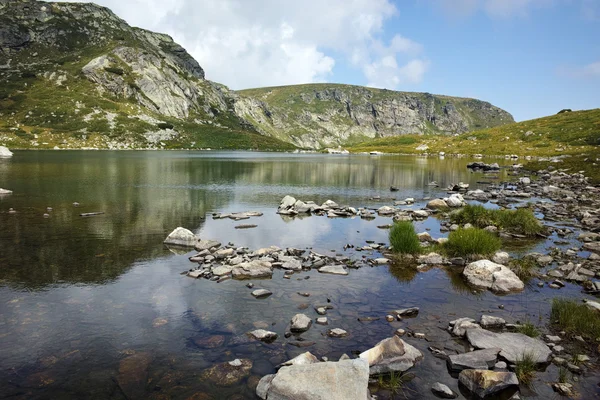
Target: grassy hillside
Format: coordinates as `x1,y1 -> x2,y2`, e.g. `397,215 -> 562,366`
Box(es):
348,108 -> 600,157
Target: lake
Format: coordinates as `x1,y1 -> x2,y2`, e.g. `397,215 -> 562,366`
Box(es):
0,151 -> 596,399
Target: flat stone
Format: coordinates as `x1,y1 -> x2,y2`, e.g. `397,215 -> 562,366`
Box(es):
394,307 -> 419,317
281,259 -> 302,271
195,239 -> 221,251
431,382 -> 458,399
116,352 -> 152,400
480,315 -> 506,329
316,317 -> 328,325
359,335 -> 423,374
450,318 -> 481,337
459,369 -> 518,398
545,335 -> 561,343
278,352 -> 320,368
318,265 -> 348,275
372,258 -> 390,265
212,265 -> 234,276
584,242 -> 600,253
328,328 -> 348,338
251,289 -> 272,298
248,330 -> 278,342
418,252 -> 444,265
447,348 -> 501,371
258,359 -> 370,400
466,329 -> 552,364
201,359 -> 253,387
232,260 -> 273,280
215,248 -> 235,259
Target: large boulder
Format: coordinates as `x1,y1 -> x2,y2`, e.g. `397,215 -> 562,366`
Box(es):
359,336 -> 423,374
459,369 -> 518,398
232,260 -> 273,280
0,146 -> 13,158
466,329 -> 552,364
163,227 -> 198,247
257,359 -> 370,400
462,260 -> 524,293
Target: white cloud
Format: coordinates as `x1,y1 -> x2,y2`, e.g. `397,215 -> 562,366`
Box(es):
366,58 -> 430,88
431,0 -> 556,18
61,0 -> 427,90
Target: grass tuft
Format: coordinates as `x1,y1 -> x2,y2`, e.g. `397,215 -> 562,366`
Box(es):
450,205 -> 544,237
515,352 -> 537,385
377,371 -> 414,395
558,366 -> 570,384
516,321 -> 540,338
551,299 -> 600,339
444,228 -> 501,259
509,256 -> 540,281
389,221 -> 422,255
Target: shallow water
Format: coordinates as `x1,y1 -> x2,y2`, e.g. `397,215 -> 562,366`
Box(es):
0,151 -> 596,399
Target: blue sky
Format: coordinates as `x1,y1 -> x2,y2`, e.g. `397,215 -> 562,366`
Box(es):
71,0 -> 599,121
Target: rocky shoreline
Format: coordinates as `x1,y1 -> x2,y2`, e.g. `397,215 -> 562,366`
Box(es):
159,162 -> 600,399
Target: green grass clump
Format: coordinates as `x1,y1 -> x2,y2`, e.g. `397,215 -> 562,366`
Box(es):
515,352 -> 537,385
516,322 -> 540,338
509,256 -> 540,281
558,367 -> 570,383
551,299 -> 600,339
450,205 -> 544,237
377,371 -> 414,395
444,228 -> 501,258
389,222 -> 422,255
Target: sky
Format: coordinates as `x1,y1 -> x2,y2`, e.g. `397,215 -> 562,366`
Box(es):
64,0 -> 599,121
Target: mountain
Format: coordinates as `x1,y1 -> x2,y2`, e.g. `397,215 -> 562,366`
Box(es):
0,0 -> 514,150
237,84 -> 514,148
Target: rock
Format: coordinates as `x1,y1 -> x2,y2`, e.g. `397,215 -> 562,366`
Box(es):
117,352 -> 152,400
445,193 -> 465,207
279,195 -> 297,210
458,369 -> 519,398
248,330 -> 278,342
494,361 -> 507,370
290,314 -> 312,332
394,307 -> 419,317
448,348 -> 501,371
466,329 -> 552,364
431,382 -> 458,399
258,359 -> 370,400
418,252 -> 444,265
278,352 -> 320,368
359,336 -> 423,374
195,239 -> 221,251
192,335 -> 225,349
0,146 -> 13,158
418,232 -> 433,242
232,260 -> 273,280
492,252 -> 510,266
450,318 -> 481,337
201,359 -> 253,387
0,188 -> 12,195
372,258 -> 390,265
413,210 -> 429,219
281,258 -> 302,271
163,227 -> 198,247
212,265 -> 234,276
328,328 -> 348,338
318,265 -> 348,275
214,248 -> 235,259
378,206 -> 396,215
552,383 -> 574,397
427,199 -> 448,209
536,255 -> 553,266
251,289 -> 272,298
545,335 -> 561,343
316,317 -> 328,325
584,242 -> 600,253
256,374 -> 275,399
479,315 -> 505,329
463,260 -> 524,293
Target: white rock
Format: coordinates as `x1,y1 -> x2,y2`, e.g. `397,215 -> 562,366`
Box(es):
249,329 -> 277,341
445,193 -> 465,207
163,227 -> 198,247
359,336 -> 423,374
318,265 -> 348,275
0,146 -> 13,158
290,314 -> 312,332
492,252 -> 510,265
463,260 -> 524,293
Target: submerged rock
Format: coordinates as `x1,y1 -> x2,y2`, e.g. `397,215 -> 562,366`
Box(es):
431,382 -> 458,399
248,329 -> 278,342
466,329 -> 552,364
359,335 -> 423,374
163,227 -> 198,247
117,352 -> 152,400
251,289 -> 272,298
201,359 -> 253,387
462,260 -> 524,293
458,369 -> 518,398
257,359 -> 370,400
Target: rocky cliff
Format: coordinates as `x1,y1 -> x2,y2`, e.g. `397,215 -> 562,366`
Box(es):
237,85 -> 514,148
0,0 -> 514,150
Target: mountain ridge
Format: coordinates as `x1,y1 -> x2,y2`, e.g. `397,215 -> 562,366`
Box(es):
0,0 -> 514,150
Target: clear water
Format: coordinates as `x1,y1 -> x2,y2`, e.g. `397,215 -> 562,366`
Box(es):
0,151 -> 596,399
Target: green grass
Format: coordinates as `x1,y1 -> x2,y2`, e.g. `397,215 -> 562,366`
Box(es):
377,371 -> 414,396
444,228 -> 501,258
551,299 -> 600,340
347,108 -> 600,157
516,321 -> 540,338
515,352 -> 537,385
558,367 -> 570,384
450,205 -> 544,237
389,221 -> 422,255
509,256 -> 540,281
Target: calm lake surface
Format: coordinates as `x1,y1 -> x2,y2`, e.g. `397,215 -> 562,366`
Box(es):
0,151 -> 596,399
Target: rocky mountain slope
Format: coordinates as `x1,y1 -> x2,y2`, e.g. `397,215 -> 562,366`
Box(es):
0,0 -> 514,150
238,85 -> 514,148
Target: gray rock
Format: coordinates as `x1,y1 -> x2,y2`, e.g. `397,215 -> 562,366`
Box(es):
212,265 -> 234,276
318,265 -> 348,275
431,382 -> 457,399
328,328 -> 348,338
418,252 -> 444,265
372,258 -> 390,265
445,193 -> 465,207
359,335 -> 423,374
281,259 -> 302,271
584,242 -> 600,253
450,317 -> 481,337
251,289 -> 272,298
447,348 -> 501,371
492,252 -> 510,265
290,314 -> 312,332
480,315 -> 506,329
427,199 -> 448,209
278,352 -> 319,368
0,146 -> 13,158
232,260 -> 273,280
466,329 -> 552,364
394,307 -> 419,317
163,227 -> 198,247
248,329 -> 278,342
459,369 -> 518,398
214,248 -> 235,259
494,361 -> 507,370
463,260 -> 525,293
259,359 -> 370,400
256,374 -> 275,399
316,317 -> 328,325
279,195 -> 297,210
195,239 -> 221,251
